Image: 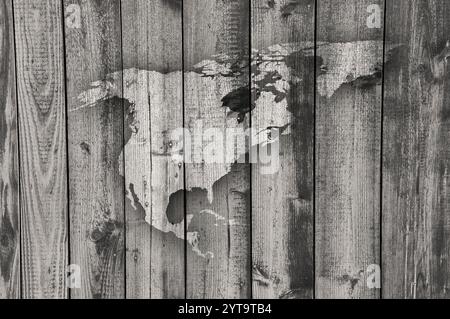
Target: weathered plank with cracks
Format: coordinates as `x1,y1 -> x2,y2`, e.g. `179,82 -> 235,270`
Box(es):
184,0 -> 251,299
0,0 -> 20,299
383,0 -> 450,299
251,0 -> 314,299
13,0 -> 68,298
121,0 -> 184,299
64,0 -> 124,298
315,0 -> 383,298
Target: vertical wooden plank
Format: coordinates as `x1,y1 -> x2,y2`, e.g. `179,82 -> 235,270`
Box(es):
184,0 -> 251,298
64,0 -> 124,298
251,0 -> 315,299
0,0 -> 20,299
315,0 -> 383,298
121,0 -> 184,299
383,0 -> 450,298
14,0 -> 68,298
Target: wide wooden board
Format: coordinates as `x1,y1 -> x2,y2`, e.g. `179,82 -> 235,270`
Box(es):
121,0 -> 184,299
315,0 -> 383,299
251,0 -> 315,299
14,0 -> 68,299
184,0 -> 251,299
64,0 -> 125,299
382,0 -> 450,299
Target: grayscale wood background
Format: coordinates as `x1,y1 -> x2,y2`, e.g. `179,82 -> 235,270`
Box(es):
0,0 -> 449,299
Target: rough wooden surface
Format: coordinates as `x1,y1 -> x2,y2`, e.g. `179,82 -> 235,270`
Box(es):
13,0 -> 68,299
121,0 -> 184,299
184,0 -> 251,299
64,0 -> 124,299
315,0 -> 383,299
0,0 -> 20,299
382,0 -> 450,299
251,0 -> 315,299
3,0 -> 450,300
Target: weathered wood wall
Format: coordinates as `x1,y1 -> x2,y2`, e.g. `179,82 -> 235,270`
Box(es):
0,0 -> 449,299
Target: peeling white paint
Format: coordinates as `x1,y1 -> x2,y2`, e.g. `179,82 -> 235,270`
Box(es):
187,231 -> 214,259
258,41 -> 390,98
199,209 -> 228,227
316,41 -> 383,98
228,219 -> 239,226
199,209 -> 226,221
193,59 -> 235,77
183,71 -> 243,205
253,267 -> 272,287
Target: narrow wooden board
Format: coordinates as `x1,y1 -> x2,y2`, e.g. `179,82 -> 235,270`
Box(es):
0,0 -> 20,299
121,0 -> 184,299
315,0 -> 383,298
382,0 -> 450,298
251,0 -> 315,299
13,0 -> 68,298
64,0 -> 124,299
184,0 -> 251,299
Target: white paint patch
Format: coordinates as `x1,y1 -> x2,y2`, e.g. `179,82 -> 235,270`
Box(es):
65,4 -> 81,29
199,209 -> 227,227
193,59 -> 233,77
200,209 -> 225,220
183,71 -> 244,204
256,41 -> 402,98
187,231 -> 214,259
316,41 -> 383,98
228,219 -> 239,226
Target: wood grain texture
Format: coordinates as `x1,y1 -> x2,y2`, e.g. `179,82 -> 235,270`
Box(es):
383,0 -> 450,298
0,0 -> 20,299
121,0 -> 184,299
13,0 -> 68,298
3,0 -> 450,301
315,0 -> 383,299
184,0 -> 251,299
251,0 -> 314,299
64,0 -> 124,299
